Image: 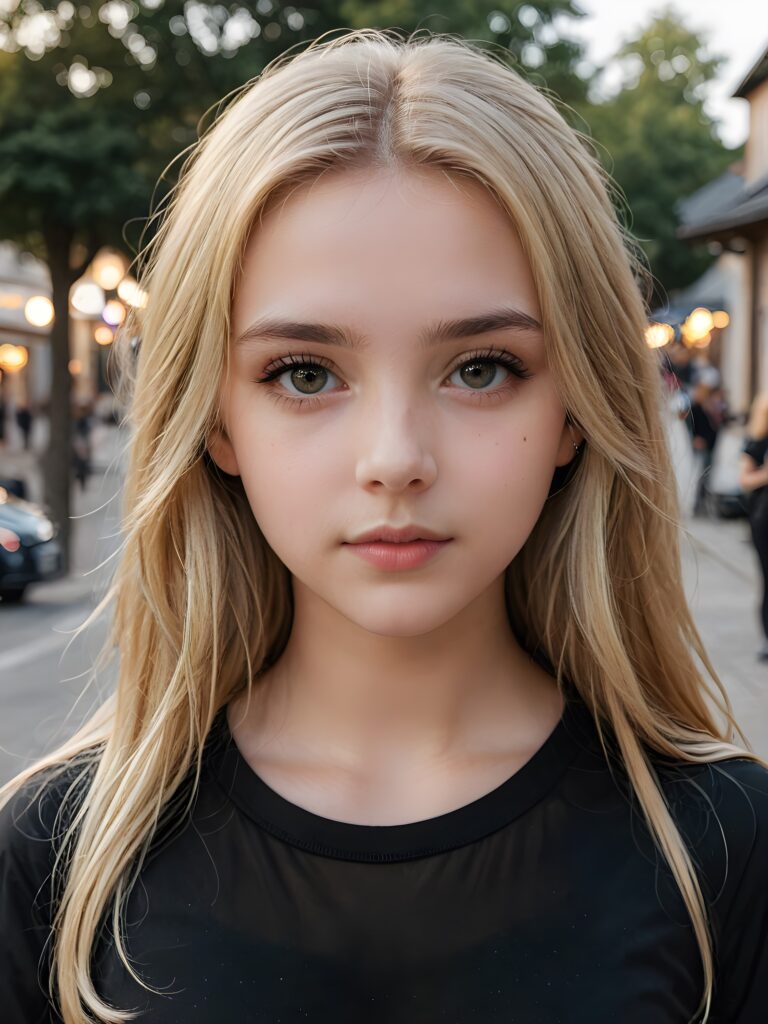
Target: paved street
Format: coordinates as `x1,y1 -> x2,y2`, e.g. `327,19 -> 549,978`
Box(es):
679,514 -> 768,756
1,427 -> 767,788
0,424 -> 125,784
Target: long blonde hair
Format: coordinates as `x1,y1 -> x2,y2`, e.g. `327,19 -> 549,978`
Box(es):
2,28 -> 764,1024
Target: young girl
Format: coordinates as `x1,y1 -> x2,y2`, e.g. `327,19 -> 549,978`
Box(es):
1,29 -> 767,1024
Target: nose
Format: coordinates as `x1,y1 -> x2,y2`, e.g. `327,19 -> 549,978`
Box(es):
353,398 -> 438,493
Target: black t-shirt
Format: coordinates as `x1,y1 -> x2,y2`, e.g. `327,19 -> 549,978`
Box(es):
2,688 -> 768,1023
688,403 -> 719,451
743,435 -> 768,517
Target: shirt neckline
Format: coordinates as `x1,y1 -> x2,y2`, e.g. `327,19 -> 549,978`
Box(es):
210,682 -> 599,863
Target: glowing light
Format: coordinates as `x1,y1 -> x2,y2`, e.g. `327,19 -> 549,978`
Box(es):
684,307 -> 714,340
92,250 -> 127,290
645,322 -> 673,348
24,295 -> 54,327
71,281 -> 105,316
94,325 -> 114,345
103,300 -> 126,326
0,344 -> 28,373
713,310 -> 730,329
68,358 -> 82,375
116,276 -> 148,308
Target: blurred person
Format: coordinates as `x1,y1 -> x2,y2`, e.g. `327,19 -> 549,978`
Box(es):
0,30 -> 766,1024
739,390 -> 768,661
665,339 -> 695,390
692,361 -> 721,390
71,401 -> 93,491
687,380 -> 720,516
706,385 -> 729,429
14,403 -> 32,450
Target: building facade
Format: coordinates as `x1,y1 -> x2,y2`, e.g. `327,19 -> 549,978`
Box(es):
678,45 -> 768,411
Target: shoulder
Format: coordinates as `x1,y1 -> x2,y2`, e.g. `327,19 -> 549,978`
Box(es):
661,757 -> 768,1019
0,758 -> 97,901
656,756 -> 768,924
658,756 -> 768,853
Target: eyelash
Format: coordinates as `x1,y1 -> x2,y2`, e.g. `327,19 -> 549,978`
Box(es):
251,347 -> 534,411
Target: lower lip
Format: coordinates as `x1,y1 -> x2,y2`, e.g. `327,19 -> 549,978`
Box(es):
344,539 -> 452,570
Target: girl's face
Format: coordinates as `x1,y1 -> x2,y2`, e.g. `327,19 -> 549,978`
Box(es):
210,166 -> 580,637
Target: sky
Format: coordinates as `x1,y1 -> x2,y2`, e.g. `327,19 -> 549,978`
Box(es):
561,0 -> 768,148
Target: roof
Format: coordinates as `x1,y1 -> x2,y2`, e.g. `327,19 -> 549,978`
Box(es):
650,258 -> 730,324
733,44 -> 768,99
676,168 -> 768,242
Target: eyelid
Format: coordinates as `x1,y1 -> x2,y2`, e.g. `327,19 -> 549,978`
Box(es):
251,346 -> 534,407
255,346 -> 532,378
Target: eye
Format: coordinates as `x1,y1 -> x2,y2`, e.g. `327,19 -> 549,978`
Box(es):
253,353 -> 340,407
447,348 -> 533,396
251,347 -> 534,410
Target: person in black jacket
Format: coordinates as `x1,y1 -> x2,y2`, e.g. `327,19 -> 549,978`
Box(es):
739,390 -> 768,660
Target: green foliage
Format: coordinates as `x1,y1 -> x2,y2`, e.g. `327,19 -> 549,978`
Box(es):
583,8 -> 738,301
0,1 -> 590,263
338,0 -> 591,108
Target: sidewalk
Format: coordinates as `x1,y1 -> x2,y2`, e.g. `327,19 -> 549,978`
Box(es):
682,512 -> 757,585
679,511 -> 768,756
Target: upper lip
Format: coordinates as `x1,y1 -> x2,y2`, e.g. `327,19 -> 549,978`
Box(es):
346,525 -> 451,544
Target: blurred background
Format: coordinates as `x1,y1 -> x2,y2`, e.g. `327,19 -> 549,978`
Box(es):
2,0 -> 768,782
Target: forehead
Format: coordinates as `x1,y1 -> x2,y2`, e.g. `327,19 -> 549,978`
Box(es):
231,167 -> 540,334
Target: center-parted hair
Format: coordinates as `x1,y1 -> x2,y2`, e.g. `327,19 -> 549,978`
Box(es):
1,28 -> 763,1024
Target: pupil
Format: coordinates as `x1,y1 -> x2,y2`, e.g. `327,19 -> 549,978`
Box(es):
292,367 -> 326,395
461,361 -> 496,389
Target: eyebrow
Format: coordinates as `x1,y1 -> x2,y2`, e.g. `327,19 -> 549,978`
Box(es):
233,306 -> 542,351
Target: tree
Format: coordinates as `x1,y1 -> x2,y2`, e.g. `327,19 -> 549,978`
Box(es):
0,0 -> 589,569
583,8 -> 738,304
338,1 -> 591,110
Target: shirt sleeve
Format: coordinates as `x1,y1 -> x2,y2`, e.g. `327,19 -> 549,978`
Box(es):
0,768 -> 81,1024
707,758 -> 768,1022
742,437 -> 768,465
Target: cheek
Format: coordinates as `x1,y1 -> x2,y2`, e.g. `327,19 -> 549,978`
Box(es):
230,413 -> 343,540
455,407 -> 562,500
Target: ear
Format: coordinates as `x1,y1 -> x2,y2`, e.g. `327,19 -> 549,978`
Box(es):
207,423 -> 241,477
554,417 -> 585,468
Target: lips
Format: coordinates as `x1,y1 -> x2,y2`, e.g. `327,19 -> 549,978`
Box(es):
344,537 -> 452,570
346,525 -> 451,545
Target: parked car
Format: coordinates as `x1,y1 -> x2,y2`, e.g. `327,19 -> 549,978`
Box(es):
0,484 -> 64,602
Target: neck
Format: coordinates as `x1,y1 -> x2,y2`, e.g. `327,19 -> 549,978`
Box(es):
230,575 -> 563,769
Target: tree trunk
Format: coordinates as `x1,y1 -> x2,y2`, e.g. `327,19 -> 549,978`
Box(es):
41,224 -> 75,575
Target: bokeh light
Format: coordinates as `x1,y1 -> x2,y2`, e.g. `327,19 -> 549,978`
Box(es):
103,300 -> 126,326
24,295 -> 54,327
71,281 -> 105,316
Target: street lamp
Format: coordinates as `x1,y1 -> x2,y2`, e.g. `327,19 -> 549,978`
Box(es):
24,295 -> 54,328
94,325 -> 114,346
103,300 -> 126,326
0,344 -> 29,373
71,281 -> 106,316
116,276 -> 148,309
645,322 -> 674,348
91,250 -> 128,291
